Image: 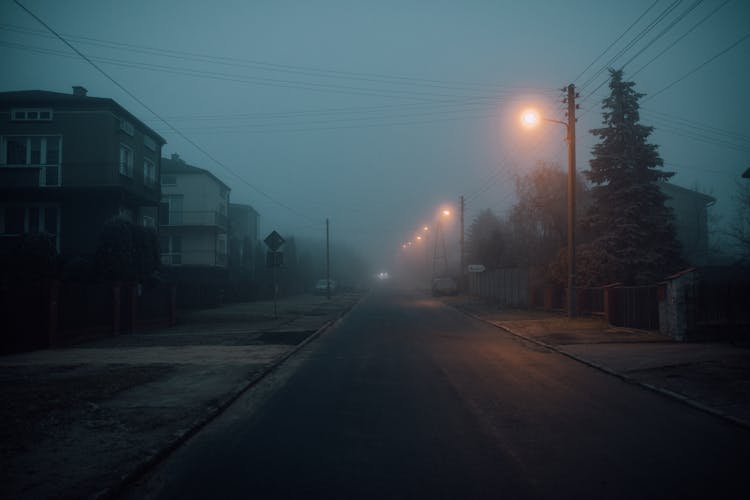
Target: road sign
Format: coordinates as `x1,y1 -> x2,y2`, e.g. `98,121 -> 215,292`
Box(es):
467,264 -> 486,273
266,250 -> 284,268
264,230 -> 285,251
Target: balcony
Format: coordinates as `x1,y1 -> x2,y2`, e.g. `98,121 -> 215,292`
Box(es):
160,210 -> 228,230
0,165 -> 60,188
161,250 -> 228,267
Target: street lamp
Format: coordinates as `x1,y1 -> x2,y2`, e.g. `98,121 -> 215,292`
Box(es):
521,84 -> 578,317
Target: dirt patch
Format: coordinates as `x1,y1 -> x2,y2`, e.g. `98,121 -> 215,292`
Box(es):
0,364 -> 176,498
0,364 -> 174,458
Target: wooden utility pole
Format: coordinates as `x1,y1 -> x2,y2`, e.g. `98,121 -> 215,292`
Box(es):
460,195 -> 465,291
566,84 -> 577,317
326,218 -> 331,300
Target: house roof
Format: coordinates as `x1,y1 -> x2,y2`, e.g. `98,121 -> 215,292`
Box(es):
0,89 -> 167,145
161,155 -> 230,190
659,181 -> 716,206
230,203 -> 260,217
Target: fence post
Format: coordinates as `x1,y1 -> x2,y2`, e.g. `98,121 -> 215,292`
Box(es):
128,283 -> 137,333
603,283 -> 622,325
47,280 -> 59,348
576,288 -> 587,315
112,282 -> 121,335
169,284 -> 177,326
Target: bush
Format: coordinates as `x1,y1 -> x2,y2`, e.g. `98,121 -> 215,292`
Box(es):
96,217 -> 160,282
0,232 -> 59,282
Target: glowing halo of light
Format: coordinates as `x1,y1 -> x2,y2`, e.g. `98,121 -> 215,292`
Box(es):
520,108 -> 541,128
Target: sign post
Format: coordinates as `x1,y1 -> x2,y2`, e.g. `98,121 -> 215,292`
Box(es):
264,230 -> 285,319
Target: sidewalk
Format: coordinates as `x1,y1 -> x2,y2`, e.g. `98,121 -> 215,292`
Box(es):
448,297 -> 750,429
0,292 -> 361,500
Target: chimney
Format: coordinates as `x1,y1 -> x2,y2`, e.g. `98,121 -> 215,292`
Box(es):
72,86 -> 88,97
171,153 -> 182,163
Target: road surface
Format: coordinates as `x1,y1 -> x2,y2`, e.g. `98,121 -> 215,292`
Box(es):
127,288 -> 748,499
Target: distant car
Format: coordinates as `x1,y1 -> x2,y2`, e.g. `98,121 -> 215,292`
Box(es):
314,279 -> 337,295
431,277 -> 458,296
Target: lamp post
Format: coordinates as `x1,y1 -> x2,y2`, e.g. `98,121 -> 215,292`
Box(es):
521,84 -> 578,317
432,209 -> 451,278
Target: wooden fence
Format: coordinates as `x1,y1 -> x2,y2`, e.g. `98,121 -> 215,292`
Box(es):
1,280 -> 176,354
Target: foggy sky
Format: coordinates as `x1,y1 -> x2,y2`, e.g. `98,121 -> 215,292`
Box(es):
2,0 -> 749,271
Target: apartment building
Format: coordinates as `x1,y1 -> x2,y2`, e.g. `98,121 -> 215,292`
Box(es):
159,154 -> 229,267
0,87 -> 165,256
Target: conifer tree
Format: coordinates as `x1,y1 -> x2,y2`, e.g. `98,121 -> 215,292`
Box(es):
582,69 -> 681,285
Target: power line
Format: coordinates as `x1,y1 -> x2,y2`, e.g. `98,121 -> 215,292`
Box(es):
11,0 -> 319,223
643,30 -> 750,102
572,0 -> 661,84
641,107 -> 750,143
631,0 -> 732,77
580,0 -> 702,107
0,22 -> 558,94
619,0 -> 705,70
0,39 -> 510,103
579,0 -> 684,93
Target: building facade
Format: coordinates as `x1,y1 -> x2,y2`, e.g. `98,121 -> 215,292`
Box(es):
660,182 -> 716,266
0,87 -> 165,256
228,202 -> 260,273
159,154 -> 229,268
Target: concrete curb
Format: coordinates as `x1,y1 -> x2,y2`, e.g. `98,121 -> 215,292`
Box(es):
452,304 -> 750,432
96,296 -> 363,500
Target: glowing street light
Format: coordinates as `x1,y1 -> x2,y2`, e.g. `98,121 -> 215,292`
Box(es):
442,209 -> 451,217
520,108 -> 541,128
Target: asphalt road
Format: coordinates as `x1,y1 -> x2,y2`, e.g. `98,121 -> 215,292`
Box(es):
127,288 -> 749,500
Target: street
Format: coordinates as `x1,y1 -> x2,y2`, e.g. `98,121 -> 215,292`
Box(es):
128,288 -> 749,499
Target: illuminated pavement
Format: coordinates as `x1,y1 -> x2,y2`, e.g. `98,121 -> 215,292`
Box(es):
128,288 -> 749,499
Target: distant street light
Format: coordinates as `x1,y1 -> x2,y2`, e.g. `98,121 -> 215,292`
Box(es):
521,85 -> 578,317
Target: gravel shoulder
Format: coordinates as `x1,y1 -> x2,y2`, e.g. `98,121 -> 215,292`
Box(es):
0,292 -> 361,499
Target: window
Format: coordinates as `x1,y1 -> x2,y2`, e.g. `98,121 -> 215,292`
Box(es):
160,234 -> 182,265
0,136 -> 62,186
144,135 -> 157,151
118,207 -> 134,221
11,108 -> 53,121
144,158 -> 156,186
119,144 -> 133,177
160,195 -> 183,225
119,119 -> 134,136
142,215 -> 155,227
0,204 -> 60,250
161,174 -> 177,186
1,136 -> 62,166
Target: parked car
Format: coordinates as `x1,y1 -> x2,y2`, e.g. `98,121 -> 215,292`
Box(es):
431,277 -> 458,296
314,279 -> 337,295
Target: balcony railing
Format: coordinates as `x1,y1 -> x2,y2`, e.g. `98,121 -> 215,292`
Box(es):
161,250 -> 228,267
160,210 -> 228,229
0,165 -> 60,187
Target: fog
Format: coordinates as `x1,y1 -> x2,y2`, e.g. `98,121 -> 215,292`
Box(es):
3,0 -> 749,277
